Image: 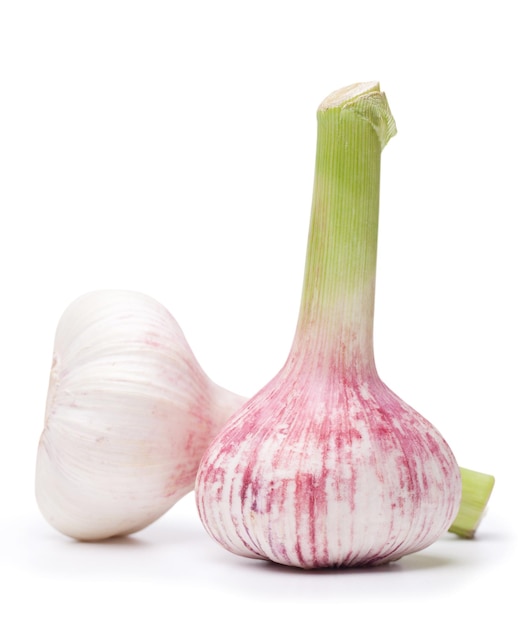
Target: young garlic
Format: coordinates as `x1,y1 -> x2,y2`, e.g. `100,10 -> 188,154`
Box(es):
195,82 -> 462,568
35,289 -> 243,540
35,293 -> 489,545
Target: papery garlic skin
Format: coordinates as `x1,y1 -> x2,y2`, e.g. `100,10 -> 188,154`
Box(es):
36,290 -> 243,540
195,82 -> 461,568
196,366 -> 460,568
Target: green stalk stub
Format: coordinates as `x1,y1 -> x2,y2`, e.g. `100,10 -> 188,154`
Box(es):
449,467 -> 495,538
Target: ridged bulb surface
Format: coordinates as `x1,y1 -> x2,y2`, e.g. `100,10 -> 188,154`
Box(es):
36,290 -> 243,540
195,365 -> 461,568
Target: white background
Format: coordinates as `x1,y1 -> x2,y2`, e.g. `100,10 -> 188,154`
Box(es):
1,1 -> 520,623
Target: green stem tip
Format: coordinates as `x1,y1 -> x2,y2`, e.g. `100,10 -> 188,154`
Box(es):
448,467 -> 495,538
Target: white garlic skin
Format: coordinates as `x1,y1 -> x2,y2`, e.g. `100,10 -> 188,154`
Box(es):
36,290 -> 243,540
195,366 -> 462,569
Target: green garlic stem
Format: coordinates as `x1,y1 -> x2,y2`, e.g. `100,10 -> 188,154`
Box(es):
294,84 -> 396,375
449,467 -> 495,538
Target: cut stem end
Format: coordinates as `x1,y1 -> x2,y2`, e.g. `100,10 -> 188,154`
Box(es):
448,467 -> 495,538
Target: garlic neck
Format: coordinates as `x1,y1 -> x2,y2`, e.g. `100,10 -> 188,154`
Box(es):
209,383 -> 246,431
289,83 -> 396,380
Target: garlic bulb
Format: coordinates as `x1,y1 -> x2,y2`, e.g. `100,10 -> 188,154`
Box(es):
36,289 -> 243,540
195,83 -> 462,568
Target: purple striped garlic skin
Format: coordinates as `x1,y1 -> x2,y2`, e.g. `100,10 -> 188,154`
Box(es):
194,82 -> 461,568
195,351 -> 461,568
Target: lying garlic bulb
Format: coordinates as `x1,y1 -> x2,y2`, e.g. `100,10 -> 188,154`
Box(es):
195,83 -> 462,568
35,290 -> 243,540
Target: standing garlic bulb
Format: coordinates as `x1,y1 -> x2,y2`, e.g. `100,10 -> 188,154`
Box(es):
195,82 -> 462,568
36,290 -> 243,540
